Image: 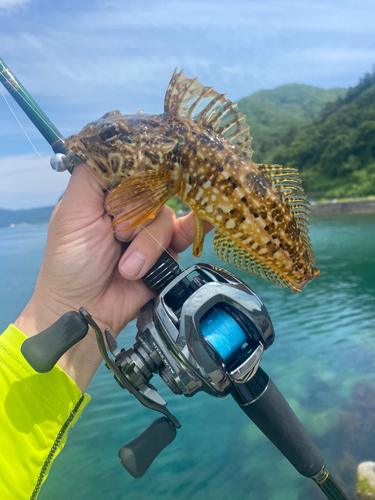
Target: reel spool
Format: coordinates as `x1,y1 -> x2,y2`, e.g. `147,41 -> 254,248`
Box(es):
201,308 -> 247,361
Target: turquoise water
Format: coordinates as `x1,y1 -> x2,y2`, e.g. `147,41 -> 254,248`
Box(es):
1,216 -> 375,500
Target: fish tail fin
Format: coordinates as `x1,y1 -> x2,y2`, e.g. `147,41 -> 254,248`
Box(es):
256,163 -> 316,267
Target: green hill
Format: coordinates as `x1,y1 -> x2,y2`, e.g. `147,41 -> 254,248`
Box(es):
238,84 -> 346,163
268,70 -> 375,199
0,206 -> 54,227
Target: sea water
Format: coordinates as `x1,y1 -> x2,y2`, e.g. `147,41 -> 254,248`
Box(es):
1,215 -> 375,500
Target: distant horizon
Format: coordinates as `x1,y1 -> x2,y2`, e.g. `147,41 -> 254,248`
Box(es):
0,204 -> 56,212
0,79 -> 350,211
1,0 -> 374,209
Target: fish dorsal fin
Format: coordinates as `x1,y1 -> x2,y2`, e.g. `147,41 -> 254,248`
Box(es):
213,229 -> 299,291
164,69 -> 253,161
256,164 -> 315,266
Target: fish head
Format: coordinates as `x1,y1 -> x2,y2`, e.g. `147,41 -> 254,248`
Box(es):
64,110 -> 142,186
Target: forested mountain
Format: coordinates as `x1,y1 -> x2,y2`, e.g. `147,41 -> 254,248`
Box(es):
2,72 -> 374,222
266,70 -> 375,198
238,84 -> 346,163
0,206 -> 54,227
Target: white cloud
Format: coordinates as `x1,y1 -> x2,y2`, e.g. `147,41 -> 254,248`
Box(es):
0,153 -> 70,209
82,0 -> 375,35
1,0 -> 375,211
0,0 -> 373,113
0,0 -> 30,11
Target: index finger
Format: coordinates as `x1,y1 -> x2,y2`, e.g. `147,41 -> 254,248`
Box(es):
169,212 -> 213,254
62,163 -> 107,216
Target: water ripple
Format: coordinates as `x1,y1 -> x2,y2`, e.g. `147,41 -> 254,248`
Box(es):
1,216 -> 375,500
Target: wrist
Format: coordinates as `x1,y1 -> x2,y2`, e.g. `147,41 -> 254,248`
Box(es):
14,292 -> 63,338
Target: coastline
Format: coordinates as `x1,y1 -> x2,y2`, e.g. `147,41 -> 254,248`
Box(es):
177,198 -> 375,218
310,198 -> 375,216
2,198 -> 375,227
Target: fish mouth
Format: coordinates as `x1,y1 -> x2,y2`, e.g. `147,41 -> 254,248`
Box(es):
65,136 -> 109,177
65,136 -> 91,164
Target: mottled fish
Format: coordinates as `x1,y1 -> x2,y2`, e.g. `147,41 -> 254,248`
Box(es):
64,69 -> 320,291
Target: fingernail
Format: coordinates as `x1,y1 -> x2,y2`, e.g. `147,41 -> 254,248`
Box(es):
121,251 -> 146,278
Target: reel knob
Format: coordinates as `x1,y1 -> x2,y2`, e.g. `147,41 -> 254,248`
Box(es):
21,310 -> 88,372
118,417 -> 177,478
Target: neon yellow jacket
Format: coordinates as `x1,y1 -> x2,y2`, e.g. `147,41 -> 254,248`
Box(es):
0,324 -> 91,500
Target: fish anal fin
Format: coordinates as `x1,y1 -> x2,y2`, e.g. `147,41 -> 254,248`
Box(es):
213,229 -> 223,252
164,69 -> 253,161
105,171 -> 178,229
213,230 -> 298,291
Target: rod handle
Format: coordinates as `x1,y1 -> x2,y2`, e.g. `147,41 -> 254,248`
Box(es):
118,417 -> 177,478
232,370 -> 324,478
21,311 -> 88,373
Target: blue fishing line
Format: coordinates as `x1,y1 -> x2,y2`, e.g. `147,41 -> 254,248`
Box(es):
200,309 -> 247,361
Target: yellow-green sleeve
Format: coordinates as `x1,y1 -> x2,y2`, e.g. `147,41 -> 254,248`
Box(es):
0,324 -> 91,500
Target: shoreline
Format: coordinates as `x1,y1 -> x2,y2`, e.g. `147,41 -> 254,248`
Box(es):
2,198 -> 375,227
177,198 -> 375,218
310,199 -> 375,216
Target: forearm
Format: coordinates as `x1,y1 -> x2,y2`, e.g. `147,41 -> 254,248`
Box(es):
0,324 -> 90,499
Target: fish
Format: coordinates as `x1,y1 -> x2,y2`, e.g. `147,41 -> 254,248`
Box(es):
64,69 -> 320,291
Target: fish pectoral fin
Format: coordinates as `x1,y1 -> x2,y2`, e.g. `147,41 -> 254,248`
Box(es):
105,171 -> 178,229
193,215 -> 206,257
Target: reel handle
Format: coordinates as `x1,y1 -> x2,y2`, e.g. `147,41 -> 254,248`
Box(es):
232,367 -> 324,478
118,417 -> 177,478
21,311 -> 88,372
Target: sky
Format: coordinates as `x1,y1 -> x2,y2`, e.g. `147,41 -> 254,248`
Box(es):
0,0 -> 375,210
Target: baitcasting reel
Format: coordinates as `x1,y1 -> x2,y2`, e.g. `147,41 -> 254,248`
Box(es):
22,253 -> 350,499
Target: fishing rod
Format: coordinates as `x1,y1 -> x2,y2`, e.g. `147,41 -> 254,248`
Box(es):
1,56 -> 351,500
0,57 -> 81,172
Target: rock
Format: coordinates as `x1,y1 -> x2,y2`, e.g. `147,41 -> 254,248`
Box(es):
356,462 -> 375,499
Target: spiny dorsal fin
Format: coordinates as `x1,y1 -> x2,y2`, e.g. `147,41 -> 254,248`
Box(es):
213,229 -> 298,291
164,69 -> 253,161
256,164 -> 315,266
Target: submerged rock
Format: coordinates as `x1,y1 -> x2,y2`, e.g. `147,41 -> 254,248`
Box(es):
356,462 -> 375,500
299,381 -> 375,499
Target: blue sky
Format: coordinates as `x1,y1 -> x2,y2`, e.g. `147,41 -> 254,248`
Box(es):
1,0 -> 375,209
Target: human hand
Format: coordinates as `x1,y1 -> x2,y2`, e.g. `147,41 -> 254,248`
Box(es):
15,163 -> 211,392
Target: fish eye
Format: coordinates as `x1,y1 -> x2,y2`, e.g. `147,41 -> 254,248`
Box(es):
99,125 -> 119,141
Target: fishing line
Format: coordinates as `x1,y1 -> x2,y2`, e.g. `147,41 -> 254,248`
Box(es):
2,67 -> 248,367
0,85 -> 49,167
75,168 -> 240,356
0,73 -> 62,145
1,86 -> 185,271
76,165 -> 185,271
